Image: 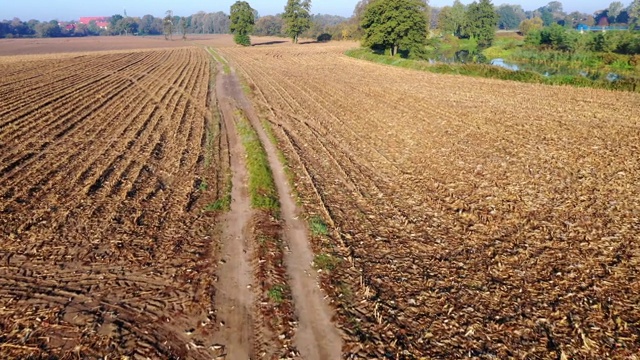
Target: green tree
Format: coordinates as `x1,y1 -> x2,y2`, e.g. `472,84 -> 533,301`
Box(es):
361,0 -> 429,57
541,9 -> 554,26
231,1 -> 255,45
496,4 -> 525,30
437,0 -> 466,36
116,17 -> 138,35
519,17 -> 543,35
608,1 -> 624,20
629,0 -> 640,25
109,14 -> 124,31
463,0 -> 499,47
283,0 -> 312,43
253,15 -> 284,36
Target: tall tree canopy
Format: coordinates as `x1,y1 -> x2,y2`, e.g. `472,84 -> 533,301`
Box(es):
496,4 -> 525,30
283,0 -> 312,43
463,0 -> 499,47
437,0 -> 466,36
230,1 -> 255,45
361,0 -> 429,57
163,10 -> 174,40
629,0 -> 640,25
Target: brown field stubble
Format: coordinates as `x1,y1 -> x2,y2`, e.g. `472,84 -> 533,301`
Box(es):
218,43 -> 640,358
0,48 -> 228,358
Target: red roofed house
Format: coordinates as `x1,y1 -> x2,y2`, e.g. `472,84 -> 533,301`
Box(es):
79,17 -> 109,29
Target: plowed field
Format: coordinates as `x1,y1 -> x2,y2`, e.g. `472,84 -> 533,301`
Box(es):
218,43 -> 640,358
0,48 -> 227,358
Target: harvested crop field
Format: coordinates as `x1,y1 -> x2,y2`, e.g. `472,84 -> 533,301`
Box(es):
0,48 -> 227,358
0,35 -> 219,57
218,43 -> 640,358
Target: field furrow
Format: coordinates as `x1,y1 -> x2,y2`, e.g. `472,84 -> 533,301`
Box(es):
218,42 -> 640,359
0,47 -> 222,359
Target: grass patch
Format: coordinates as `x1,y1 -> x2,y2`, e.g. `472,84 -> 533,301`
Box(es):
345,47 -> 640,93
204,195 -> 230,212
309,216 -> 329,236
235,110 -> 280,213
313,253 -> 340,271
198,179 -> 208,191
207,47 -> 231,74
267,284 -> 286,304
261,119 -> 297,189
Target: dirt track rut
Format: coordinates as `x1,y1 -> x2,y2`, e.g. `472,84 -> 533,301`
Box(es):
210,63 -> 255,359
212,50 -> 343,359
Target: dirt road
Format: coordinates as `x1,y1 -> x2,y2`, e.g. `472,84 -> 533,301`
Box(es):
210,50 -> 343,359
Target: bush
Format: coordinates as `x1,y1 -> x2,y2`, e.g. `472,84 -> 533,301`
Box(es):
233,33 -> 251,46
317,33 -> 332,42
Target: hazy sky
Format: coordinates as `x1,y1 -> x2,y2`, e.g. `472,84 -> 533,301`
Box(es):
1,0 -> 620,21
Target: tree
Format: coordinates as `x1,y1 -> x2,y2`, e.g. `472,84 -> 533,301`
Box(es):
463,0 -> 499,47
283,0 -> 312,43
230,1 -> 255,45
496,4 -> 525,30
109,14 -> 124,32
541,9 -> 554,26
179,17 -> 188,40
164,10 -> 174,40
608,1 -> 624,20
253,15 -> 284,36
629,0 -> 640,26
437,0 -> 466,37
116,17 -> 138,35
519,17 -> 543,35
35,20 -> 62,38
546,1 -> 563,14
361,0 -> 429,57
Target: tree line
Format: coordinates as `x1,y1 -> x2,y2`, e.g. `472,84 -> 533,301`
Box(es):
0,11 -> 233,38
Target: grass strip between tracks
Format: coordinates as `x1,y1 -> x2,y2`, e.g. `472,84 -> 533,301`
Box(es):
207,47 -> 231,75
235,109 -> 280,213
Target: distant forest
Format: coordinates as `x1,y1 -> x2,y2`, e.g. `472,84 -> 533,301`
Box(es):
0,12 -> 350,40
1,0 -> 639,41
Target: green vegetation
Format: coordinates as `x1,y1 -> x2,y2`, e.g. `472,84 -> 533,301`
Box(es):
313,253 -> 340,271
268,284 -> 287,303
198,179 -> 209,191
204,194 -> 231,211
346,47 -> 640,92
208,47 -> 231,74
518,17 -> 543,35
283,0 -> 312,43
437,0 -> 499,47
309,216 -> 329,236
438,0 -> 467,37
496,4 -> 526,30
230,1 -> 255,46
235,110 -> 280,212
360,0 -> 429,57
464,0 -> 500,46
525,25 -> 640,55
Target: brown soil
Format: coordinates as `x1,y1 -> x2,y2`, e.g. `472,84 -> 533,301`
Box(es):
209,62 -> 256,359
0,34 -> 312,58
214,54 -> 344,359
0,48 -> 226,358
217,43 -> 640,359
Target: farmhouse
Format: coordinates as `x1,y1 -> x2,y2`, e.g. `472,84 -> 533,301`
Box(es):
79,16 -> 109,29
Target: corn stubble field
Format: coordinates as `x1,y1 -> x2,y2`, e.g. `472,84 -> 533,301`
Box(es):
218,43 -> 640,358
0,47 -> 228,358
0,36 -> 639,359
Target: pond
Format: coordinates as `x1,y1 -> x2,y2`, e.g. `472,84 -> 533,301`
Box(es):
489,58 -> 621,82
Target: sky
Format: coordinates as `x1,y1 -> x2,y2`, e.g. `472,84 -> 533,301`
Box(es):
1,0 -> 622,22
